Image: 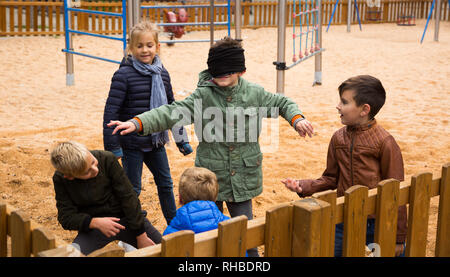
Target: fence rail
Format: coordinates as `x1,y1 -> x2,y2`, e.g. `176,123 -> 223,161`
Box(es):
24,162 -> 449,257
0,0 -> 449,37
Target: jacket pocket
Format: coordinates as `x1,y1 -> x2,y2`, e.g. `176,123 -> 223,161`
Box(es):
243,154 -> 263,190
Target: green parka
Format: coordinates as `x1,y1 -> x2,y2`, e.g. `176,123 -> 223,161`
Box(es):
136,70 -> 304,202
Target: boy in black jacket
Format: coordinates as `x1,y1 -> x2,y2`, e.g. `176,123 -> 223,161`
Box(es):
50,141 -> 162,255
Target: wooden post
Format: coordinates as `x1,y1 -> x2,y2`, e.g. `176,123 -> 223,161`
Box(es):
32,227 -> 56,256
87,241 -> 125,257
342,185 -> 368,257
161,230 -> 195,257
374,179 -> 400,257
264,203 -> 293,257
312,190 -> 337,256
292,198 -> 332,257
383,0 -> 389,22
0,201 -> 6,257
436,163 -> 450,257
10,210 -> 31,257
217,215 -> 247,257
406,172 -> 432,257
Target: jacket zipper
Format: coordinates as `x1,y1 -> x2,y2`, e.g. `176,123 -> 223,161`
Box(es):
350,133 -> 355,186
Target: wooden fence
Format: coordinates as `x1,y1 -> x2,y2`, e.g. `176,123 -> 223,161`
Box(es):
0,201 -> 66,257
24,162 -> 448,257
0,0 -> 449,37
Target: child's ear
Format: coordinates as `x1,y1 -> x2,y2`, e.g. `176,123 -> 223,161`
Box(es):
238,71 -> 246,77
360,104 -> 371,117
178,194 -> 184,205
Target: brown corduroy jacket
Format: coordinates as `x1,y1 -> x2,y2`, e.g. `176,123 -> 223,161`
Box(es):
298,119 -> 407,243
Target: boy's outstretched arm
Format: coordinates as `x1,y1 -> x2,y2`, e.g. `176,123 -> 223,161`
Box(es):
258,87 -> 314,138
108,91 -> 199,137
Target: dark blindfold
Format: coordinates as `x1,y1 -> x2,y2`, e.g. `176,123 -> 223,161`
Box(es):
207,47 -> 246,78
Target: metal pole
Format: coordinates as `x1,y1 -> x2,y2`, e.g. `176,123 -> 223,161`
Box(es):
314,0 -> 323,86
275,0 -> 287,95
64,0 -> 74,86
122,0 -> 127,57
127,0 -> 133,37
235,0 -> 242,40
347,0 -> 352,32
133,0 -> 141,26
434,0 -> 441,41
210,0 -> 214,46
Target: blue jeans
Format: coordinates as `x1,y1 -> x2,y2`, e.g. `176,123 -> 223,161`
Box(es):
122,147 -> 176,224
334,218 -> 405,257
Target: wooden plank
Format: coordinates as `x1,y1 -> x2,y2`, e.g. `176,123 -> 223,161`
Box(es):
25,6 -> 30,35
10,210 -> 31,257
56,6 -> 61,33
10,4 -> 14,33
0,6 -> 6,34
41,6 -> 46,34
264,203 -> 293,257
18,6 -> 22,33
217,215 -> 247,257
406,172 -> 432,257
32,227 -> 56,256
292,198 -> 331,257
342,185 -> 368,257
436,163 -> 450,257
48,5 -> 53,34
0,201 -> 6,257
374,179 -> 400,257
312,190 -> 337,256
38,244 -> 84,257
125,243 -> 161,257
87,241 -> 125,257
33,4 -> 38,33
161,230 -> 195,257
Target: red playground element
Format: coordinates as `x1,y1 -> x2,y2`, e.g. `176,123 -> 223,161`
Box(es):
397,15 -> 416,26
163,8 -> 189,39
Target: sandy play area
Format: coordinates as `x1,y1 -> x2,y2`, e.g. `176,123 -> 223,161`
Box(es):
0,20 -> 449,256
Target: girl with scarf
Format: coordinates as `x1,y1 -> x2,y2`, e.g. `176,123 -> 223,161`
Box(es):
103,21 -> 192,225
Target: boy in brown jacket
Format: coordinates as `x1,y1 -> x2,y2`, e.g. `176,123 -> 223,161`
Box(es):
282,75 -> 406,257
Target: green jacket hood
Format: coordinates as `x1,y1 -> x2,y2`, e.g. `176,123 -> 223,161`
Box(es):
197,69 -> 214,87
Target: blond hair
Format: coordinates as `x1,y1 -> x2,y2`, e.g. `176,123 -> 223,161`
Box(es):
50,141 -> 89,177
126,21 -> 161,56
179,167 -> 219,204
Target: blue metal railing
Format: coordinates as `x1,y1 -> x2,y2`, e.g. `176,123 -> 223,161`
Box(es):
62,0 -> 127,64
142,0 -> 231,44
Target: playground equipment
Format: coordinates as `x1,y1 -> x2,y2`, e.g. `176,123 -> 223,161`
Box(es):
420,0 -> 448,43
274,0 -> 325,94
397,15 -> 416,26
366,0 -> 382,22
62,0 -> 127,86
326,0 -> 362,33
62,0 -> 242,86
3,163 -> 449,257
162,7 -> 189,40
141,0 -> 233,45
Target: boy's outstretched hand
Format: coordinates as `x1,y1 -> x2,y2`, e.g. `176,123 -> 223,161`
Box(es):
108,120 -> 136,135
295,119 -> 314,138
282,178 -> 302,194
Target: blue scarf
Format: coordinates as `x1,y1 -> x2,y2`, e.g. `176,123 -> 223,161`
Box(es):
130,55 -> 169,148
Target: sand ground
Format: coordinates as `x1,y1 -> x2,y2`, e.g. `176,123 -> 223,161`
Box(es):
0,20 -> 449,256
